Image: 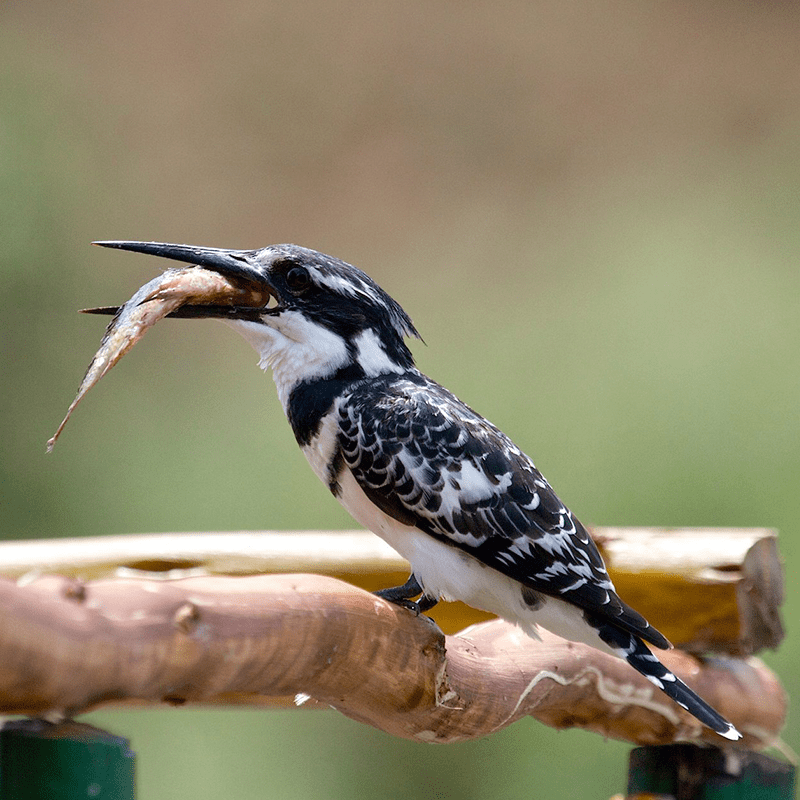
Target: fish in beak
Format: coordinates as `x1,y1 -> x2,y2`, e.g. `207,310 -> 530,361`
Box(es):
47,241 -> 275,451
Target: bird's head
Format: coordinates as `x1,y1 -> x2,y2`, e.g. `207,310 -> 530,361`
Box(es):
93,241 -> 422,404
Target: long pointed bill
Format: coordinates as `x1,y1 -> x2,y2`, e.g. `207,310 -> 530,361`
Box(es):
93,241 -> 259,281
87,241 -> 276,319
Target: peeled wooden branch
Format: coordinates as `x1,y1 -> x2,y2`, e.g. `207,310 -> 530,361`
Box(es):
0,528 -> 782,653
593,527 -> 784,655
0,573 -> 783,747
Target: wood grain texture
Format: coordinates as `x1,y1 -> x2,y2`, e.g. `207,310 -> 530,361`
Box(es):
0,528 -> 782,652
0,573 -> 784,747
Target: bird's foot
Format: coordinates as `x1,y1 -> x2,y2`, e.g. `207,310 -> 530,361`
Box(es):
374,573 -> 439,616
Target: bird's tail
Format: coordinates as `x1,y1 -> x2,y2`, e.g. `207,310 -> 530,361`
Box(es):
589,615 -> 742,741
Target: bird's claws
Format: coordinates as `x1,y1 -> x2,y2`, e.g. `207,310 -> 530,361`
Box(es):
374,590 -> 439,617
373,575 -> 438,616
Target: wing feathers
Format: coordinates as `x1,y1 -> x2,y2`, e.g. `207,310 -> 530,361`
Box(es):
337,372 -> 667,648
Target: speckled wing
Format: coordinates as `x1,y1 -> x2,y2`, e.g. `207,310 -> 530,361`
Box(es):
337,372 -> 668,649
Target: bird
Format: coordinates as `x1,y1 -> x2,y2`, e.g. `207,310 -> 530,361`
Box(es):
92,240 -> 741,741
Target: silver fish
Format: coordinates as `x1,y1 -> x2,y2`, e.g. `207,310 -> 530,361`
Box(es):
47,266 -> 269,451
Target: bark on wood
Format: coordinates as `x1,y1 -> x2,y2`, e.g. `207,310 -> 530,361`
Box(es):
0,528 -> 782,653
0,573 -> 784,748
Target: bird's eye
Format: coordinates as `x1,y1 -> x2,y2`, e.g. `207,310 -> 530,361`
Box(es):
286,266 -> 311,293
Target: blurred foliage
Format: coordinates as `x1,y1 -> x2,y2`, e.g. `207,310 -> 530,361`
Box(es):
2,0 -> 798,797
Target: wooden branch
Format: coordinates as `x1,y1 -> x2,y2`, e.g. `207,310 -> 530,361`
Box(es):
592,527 -> 784,655
0,573 -> 784,748
0,528 -> 782,653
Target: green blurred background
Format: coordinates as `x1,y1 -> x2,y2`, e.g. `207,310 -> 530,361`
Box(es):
2,1 -> 798,797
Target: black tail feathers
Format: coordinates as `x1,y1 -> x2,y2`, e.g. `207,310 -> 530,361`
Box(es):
590,616 -> 741,741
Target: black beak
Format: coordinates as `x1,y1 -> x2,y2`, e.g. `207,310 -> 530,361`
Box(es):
86,241 -> 274,320
93,240 -> 260,278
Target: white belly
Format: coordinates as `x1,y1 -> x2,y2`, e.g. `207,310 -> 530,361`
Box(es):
300,414 -> 613,655
331,468 -> 615,656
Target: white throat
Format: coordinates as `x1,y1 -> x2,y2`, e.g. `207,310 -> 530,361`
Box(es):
226,314 -> 349,410
226,315 -> 407,412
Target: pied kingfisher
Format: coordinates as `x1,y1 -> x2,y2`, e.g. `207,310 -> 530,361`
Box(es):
93,240 -> 741,741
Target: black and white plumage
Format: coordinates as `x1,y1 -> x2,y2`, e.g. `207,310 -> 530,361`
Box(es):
94,240 -> 741,741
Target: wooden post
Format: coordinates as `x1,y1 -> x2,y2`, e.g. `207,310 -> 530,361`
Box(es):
627,744 -> 796,799
0,720 -> 135,800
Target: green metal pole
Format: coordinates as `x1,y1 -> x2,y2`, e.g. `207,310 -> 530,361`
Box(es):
0,719 -> 134,800
628,744 -> 795,800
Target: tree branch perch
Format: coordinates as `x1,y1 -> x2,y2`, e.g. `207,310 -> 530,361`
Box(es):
0,573 -> 784,747
0,527 -> 782,653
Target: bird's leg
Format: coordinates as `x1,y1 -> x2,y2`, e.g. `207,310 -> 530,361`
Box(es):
374,573 -> 438,616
